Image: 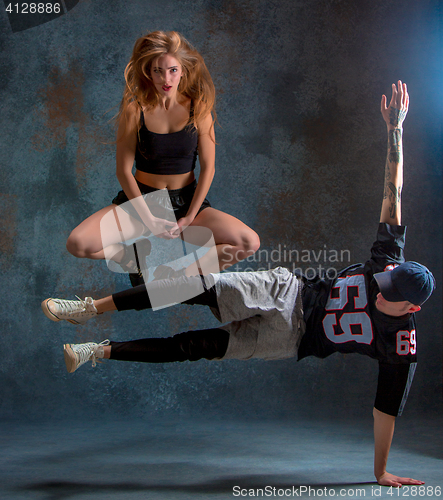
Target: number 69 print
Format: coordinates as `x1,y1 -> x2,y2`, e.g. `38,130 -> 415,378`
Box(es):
323,274 -> 374,345
322,274 -> 416,355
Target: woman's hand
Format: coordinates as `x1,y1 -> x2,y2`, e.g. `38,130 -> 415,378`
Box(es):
169,215 -> 195,238
145,216 -> 180,239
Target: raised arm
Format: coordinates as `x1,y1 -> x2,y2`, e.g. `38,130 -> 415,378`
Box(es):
380,81 -> 409,225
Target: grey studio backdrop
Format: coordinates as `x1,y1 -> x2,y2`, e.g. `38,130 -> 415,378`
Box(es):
0,0 -> 441,426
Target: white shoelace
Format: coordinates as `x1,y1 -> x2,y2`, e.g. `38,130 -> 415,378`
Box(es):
54,296 -> 94,317
73,340 -> 110,368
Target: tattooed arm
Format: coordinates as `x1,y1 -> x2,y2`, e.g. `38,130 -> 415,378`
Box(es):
379,81 -> 409,225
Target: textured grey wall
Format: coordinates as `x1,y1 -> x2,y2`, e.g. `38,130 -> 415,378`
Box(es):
0,0 -> 441,422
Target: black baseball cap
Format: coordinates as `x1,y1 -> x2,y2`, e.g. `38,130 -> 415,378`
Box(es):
374,261 -> 436,306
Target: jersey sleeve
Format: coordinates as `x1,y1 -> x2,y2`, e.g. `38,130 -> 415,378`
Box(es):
370,223 -> 407,270
374,362 -> 417,416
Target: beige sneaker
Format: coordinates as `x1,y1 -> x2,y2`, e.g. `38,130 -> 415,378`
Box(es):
63,340 -> 110,373
41,296 -> 97,325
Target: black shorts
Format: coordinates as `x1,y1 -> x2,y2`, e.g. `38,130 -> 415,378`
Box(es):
112,179 -> 211,222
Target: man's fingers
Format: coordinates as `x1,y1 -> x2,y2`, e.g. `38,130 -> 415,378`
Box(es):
402,83 -> 408,109
402,477 -> 425,485
390,83 -> 397,106
380,472 -> 425,488
381,94 -> 387,112
394,477 -> 425,486
381,478 -> 402,487
396,80 -> 403,107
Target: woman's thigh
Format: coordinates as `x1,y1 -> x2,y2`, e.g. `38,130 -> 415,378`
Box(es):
191,207 -> 259,248
67,204 -> 147,255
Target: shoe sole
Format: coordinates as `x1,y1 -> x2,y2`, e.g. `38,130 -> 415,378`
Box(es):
63,344 -> 77,373
41,299 -> 83,325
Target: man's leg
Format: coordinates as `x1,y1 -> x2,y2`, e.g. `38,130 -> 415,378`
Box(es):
42,275 -> 218,324
106,328 -> 228,362
112,275 -> 218,311
64,328 -> 229,373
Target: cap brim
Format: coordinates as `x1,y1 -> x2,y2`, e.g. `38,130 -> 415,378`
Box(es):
374,270 -> 405,302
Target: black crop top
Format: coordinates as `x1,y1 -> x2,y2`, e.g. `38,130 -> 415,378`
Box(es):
135,108 -> 198,175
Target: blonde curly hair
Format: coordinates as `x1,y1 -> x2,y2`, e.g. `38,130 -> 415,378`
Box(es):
119,30 -> 216,131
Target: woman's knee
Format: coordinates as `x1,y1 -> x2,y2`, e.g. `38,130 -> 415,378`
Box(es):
236,229 -> 260,258
245,229 -> 260,254
66,231 -> 94,258
66,232 -> 83,257
66,206 -> 115,258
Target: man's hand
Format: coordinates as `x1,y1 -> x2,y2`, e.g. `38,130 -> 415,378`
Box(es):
377,471 -> 425,487
381,80 -> 409,130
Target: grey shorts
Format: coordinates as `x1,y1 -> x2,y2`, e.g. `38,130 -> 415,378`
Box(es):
209,267 -> 305,361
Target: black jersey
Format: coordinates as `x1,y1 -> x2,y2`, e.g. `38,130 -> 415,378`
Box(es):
298,224 -> 417,417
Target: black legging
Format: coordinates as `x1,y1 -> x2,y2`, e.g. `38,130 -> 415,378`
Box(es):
110,328 -> 229,363
109,275 -> 228,363
112,275 -> 218,311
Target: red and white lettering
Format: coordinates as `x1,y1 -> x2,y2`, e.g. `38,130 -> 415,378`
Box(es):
397,329 -> 416,355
